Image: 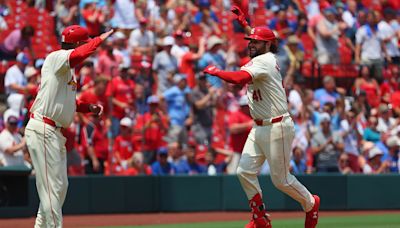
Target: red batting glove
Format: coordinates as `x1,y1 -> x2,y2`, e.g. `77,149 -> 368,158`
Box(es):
203,65 -> 221,76
231,5 -> 249,28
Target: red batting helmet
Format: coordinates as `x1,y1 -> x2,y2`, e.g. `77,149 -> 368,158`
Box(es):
61,25 -> 90,44
245,27 -> 276,42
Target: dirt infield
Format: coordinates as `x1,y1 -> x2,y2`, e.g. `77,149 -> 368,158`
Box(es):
1,211 -> 400,228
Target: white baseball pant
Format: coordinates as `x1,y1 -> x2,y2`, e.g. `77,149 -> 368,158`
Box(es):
237,116 -> 315,212
25,117 -> 68,228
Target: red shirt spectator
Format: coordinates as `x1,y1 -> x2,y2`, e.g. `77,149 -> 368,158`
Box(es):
135,96 -> 168,151
179,37 -> 205,88
105,69 -> 136,119
96,47 -> 122,78
113,117 -> 138,162
228,103 -> 253,153
81,2 -> 105,37
79,76 -> 110,117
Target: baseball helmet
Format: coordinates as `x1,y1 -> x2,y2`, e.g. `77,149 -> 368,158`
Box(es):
245,27 -> 276,42
61,25 -> 90,44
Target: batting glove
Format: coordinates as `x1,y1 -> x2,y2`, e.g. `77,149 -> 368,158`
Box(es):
203,65 -> 221,76
231,5 -> 249,28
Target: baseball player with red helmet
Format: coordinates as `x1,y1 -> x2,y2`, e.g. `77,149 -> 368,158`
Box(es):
25,25 -> 113,227
204,6 -> 320,228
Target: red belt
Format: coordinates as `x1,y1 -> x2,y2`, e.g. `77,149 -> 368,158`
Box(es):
255,115 -> 284,126
30,113 -> 61,128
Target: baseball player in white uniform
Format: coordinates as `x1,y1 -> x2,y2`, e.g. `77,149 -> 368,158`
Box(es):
25,25 -> 113,228
203,6 -> 320,228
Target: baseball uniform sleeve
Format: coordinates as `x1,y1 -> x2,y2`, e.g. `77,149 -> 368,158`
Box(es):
47,49 -> 74,73
240,55 -> 269,80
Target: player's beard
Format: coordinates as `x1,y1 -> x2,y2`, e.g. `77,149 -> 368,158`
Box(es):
249,47 -> 266,58
248,44 -> 268,58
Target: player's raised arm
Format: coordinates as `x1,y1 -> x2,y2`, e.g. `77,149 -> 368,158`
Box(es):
66,27 -> 114,68
231,5 -> 252,35
203,65 -> 252,85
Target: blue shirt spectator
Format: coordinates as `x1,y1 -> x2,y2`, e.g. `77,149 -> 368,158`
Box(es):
151,148 -> 173,175
198,36 -> 225,88
314,76 -> 340,109
163,75 -> 191,127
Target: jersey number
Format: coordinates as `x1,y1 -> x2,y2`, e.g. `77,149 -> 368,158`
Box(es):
252,89 -> 263,102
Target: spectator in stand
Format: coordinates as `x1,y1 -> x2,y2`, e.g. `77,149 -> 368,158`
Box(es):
110,0 -> 138,35
81,1 -> 106,37
0,25 -> 35,61
128,18 -> 155,57
290,146 -> 307,174
151,147 -> 174,175
135,95 -> 168,164
112,117 -> 137,173
24,66 -> 40,113
199,36 -> 226,88
96,39 -> 122,78
168,142 -> 190,174
180,37 -> 206,89
226,95 -> 253,174
385,135 -> 400,173
161,74 -> 191,143
380,65 -> 399,104
123,152 -> 152,176
282,35 -> 304,84
315,7 -> 340,65
313,76 -> 340,109
171,31 -> 189,66
79,76 -> 110,122
152,36 -> 178,94
112,31 -> 131,69
106,63 -> 136,138
63,114 -> 84,176
340,108 -> 362,172
154,6 -> 174,37
362,146 -> 390,174
55,0 -> 79,38
378,8 -> 400,64
193,0 -> 221,35
185,142 -> 206,175
311,113 -> 344,172
376,104 -> 397,135
204,148 -> 230,175
269,6 -> 296,40
0,109 -> 27,167
363,116 -> 381,143
338,153 -> 353,174
172,6 -> 191,33
191,73 -> 217,144
354,65 -> 380,108
83,115 -> 109,175
134,83 -> 148,115
77,61 -> 96,92
355,10 -> 390,83
4,53 -> 29,96
341,0 -> 358,41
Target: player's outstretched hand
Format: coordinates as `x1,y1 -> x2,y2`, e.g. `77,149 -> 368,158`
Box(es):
231,5 -> 244,17
203,65 -> 221,76
89,104 -> 104,116
230,5 -> 249,28
100,29 -> 114,41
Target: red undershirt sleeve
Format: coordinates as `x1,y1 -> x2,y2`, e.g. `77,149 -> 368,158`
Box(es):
69,37 -> 102,68
216,70 -> 252,85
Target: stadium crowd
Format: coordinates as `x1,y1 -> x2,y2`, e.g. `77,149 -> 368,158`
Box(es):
0,0 -> 399,176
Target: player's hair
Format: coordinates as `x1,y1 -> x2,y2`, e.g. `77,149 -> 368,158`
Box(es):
61,42 -> 76,50
270,42 -> 278,54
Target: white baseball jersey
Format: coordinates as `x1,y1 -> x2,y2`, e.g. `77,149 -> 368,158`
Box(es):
30,49 -> 77,128
240,52 -> 288,120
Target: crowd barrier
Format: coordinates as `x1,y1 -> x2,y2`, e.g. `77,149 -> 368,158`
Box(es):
1,169 -> 400,218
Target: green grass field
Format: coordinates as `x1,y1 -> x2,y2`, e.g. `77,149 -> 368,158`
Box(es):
101,214 -> 400,228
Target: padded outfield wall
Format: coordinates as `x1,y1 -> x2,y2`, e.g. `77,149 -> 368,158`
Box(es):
1,173 -> 400,217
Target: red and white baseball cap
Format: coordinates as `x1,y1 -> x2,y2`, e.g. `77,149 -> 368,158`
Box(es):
61,25 -> 90,44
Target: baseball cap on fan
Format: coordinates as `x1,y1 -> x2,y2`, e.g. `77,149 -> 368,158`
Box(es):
16,52 -> 29,65
120,117 -> 133,128
61,25 -> 91,44
3,109 -> 19,125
